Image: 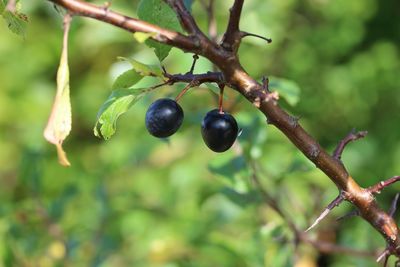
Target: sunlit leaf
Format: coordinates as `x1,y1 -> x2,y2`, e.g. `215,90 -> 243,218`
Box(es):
112,69 -> 143,90
268,76 -> 301,106
137,0 -> 182,61
119,57 -> 163,78
94,88 -> 148,140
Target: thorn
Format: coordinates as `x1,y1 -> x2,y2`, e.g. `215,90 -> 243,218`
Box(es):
336,210 -> 359,221
389,193 -> 400,217
305,195 -> 344,232
187,54 -> 199,74
262,76 -> 270,92
240,31 -> 272,43
376,249 -> 390,263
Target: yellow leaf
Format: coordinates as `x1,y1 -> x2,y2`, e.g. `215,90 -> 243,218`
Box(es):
44,15 -> 72,167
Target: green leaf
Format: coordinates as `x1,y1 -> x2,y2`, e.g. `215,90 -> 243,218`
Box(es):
94,88 -> 147,140
1,0 -> 28,37
112,69 -> 143,90
119,57 -> 163,78
220,187 -> 261,207
268,76 -> 301,106
1,10 -> 27,38
137,0 -> 182,61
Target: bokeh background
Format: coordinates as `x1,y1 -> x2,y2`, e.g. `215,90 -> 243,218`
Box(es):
0,0 -> 400,266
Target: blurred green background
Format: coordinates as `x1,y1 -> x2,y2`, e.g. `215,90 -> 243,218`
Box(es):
0,0 -> 399,266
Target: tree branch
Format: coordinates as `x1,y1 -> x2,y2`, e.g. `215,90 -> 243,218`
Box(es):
163,0 -> 203,36
48,0 -> 199,53
221,0 -> 244,52
333,130 -> 368,160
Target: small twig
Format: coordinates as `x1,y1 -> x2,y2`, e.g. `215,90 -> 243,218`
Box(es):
389,193 -> 400,217
368,176 -> 400,195
163,71 -> 224,85
333,129 -> 368,160
188,54 -> 199,74
336,210 -> 360,221
306,194 -> 344,232
240,31 -> 272,43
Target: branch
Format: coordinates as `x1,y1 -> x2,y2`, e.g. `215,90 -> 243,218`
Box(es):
163,70 -> 224,85
368,176 -> 400,195
333,130 -> 368,160
221,0 -> 244,52
48,0 -> 199,53
164,0 -> 203,36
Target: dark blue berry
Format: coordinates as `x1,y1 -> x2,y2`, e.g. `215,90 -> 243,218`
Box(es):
145,98 -> 184,138
201,109 -> 238,152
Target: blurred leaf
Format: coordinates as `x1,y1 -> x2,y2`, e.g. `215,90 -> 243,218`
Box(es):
220,187 -> 260,207
112,69 -> 143,90
94,88 -> 148,140
137,0 -> 181,61
268,76 -> 301,106
119,57 -> 163,78
44,17 -> 71,166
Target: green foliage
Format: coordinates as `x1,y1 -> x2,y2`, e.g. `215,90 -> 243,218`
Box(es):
0,0 -> 399,266
137,0 -> 182,61
94,87 -> 147,140
268,76 -> 300,106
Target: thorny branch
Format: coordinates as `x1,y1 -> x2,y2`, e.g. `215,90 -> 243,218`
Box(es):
47,0 -> 400,261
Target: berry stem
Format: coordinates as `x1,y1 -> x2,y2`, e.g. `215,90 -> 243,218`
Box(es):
175,82 -> 194,102
218,84 -> 225,113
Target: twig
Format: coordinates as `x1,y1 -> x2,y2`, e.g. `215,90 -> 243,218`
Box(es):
240,31 -> 272,43
188,54 -> 199,74
333,130 -> 368,160
368,176 -> 400,195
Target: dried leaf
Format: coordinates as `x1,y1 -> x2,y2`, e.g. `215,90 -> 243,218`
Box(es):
44,15 -> 72,167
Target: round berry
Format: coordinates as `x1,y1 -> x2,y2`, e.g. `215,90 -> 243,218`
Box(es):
201,109 -> 239,152
145,98 -> 184,138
